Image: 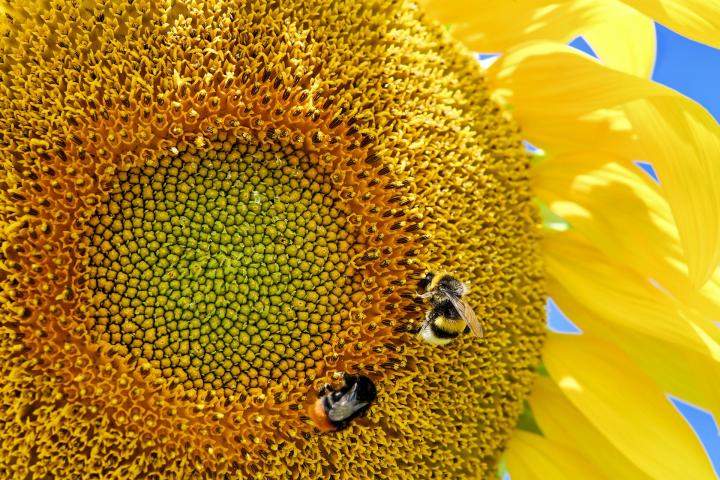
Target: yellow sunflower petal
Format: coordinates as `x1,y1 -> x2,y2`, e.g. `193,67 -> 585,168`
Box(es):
422,0 -> 653,59
621,0 -> 720,49
548,274 -> 720,419
701,269 -> 720,310
544,230 -> 720,352
530,376 -> 652,479
506,430 -> 607,480
544,332 -> 717,479
534,156 -> 720,320
582,8 -> 656,77
533,155 -> 680,276
491,41 -> 720,285
624,98 -> 720,286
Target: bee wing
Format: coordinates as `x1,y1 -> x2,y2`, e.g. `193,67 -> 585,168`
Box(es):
448,295 -> 484,338
328,399 -> 369,422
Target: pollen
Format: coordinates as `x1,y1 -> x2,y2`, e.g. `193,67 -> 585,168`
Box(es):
0,0 -> 545,478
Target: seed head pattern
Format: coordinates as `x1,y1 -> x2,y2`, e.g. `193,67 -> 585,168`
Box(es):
0,0 -> 545,478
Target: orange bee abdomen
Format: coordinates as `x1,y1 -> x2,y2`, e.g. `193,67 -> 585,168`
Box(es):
308,399 -> 336,432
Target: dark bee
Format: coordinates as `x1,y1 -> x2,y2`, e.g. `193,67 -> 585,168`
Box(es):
416,271 -> 483,345
308,373 -> 377,432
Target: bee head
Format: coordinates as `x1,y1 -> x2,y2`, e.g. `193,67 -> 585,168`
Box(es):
339,374 -> 377,403
351,374 -> 377,403
436,274 -> 467,297
418,271 -> 435,291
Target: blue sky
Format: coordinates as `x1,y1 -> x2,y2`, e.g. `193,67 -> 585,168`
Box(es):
570,24 -> 720,121
549,23 -> 720,477
654,24 -> 720,123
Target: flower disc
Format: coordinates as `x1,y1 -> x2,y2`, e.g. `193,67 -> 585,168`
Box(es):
88,138 -> 363,398
0,0 -> 545,478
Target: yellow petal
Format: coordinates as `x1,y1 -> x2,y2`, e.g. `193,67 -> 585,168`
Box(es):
625,98 -> 720,286
582,7 -> 656,77
701,269 -> 720,311
422,0 -> 653,59
543,230 -> 720,352
534,156 -> 720,320
533,156 -> 681,276
548,273 -> 720,419
621,0 -> 720,49
530,376 -> 652,479
506,430 -> 607,480
544,332 -> 717,479
491,41 -> 720,285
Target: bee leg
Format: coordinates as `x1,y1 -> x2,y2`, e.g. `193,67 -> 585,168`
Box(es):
412,317 -> 431,336
409,321 -> 426,335
418,292 -> 434,299
317,383 -> 333,397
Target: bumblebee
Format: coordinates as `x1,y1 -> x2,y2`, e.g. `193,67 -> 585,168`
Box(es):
308,373 -> 377,432
416,271 -> 483,345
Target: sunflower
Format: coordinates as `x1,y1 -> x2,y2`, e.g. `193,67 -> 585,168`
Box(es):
1,0 -> 719,478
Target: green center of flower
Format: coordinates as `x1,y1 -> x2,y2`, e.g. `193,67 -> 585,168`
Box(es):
87,137 -> 360,397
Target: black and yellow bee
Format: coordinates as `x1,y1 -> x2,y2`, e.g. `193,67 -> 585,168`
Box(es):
416,271 -> 483,345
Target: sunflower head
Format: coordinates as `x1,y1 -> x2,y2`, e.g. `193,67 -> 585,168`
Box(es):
0,0 -> 545,477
